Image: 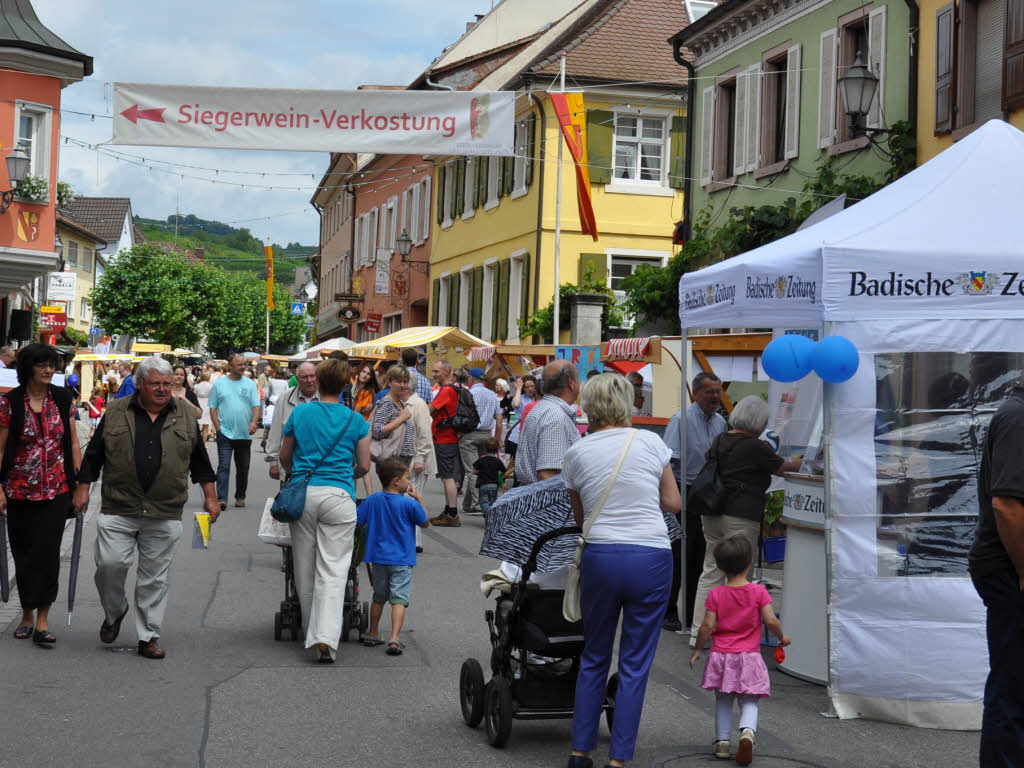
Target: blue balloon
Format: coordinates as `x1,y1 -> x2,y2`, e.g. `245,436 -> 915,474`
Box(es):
67,373 -> 80,387
761,334 -> 815,382
812,335 -> 860,383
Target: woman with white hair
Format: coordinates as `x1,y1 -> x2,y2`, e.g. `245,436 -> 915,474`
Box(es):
690,395 -> 802,639
561,373 -> 680,768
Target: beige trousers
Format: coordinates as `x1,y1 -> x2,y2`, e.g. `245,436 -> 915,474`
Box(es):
289,485 -> 357,659
690,514 -> 760,642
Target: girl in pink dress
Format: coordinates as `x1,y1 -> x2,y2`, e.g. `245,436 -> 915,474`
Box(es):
689,534 -> 790,765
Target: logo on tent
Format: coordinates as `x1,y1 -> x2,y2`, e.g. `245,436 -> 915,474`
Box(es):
956,271 -> 1001,295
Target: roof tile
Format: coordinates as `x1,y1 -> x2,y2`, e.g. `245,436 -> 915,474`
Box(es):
62,197 -> 133,243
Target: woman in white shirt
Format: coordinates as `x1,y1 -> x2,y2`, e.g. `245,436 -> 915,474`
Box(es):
561,373 -> 680,768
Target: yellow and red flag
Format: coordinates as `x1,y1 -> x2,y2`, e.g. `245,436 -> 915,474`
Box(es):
264,244 -> 275,309
549,92 -> 598,241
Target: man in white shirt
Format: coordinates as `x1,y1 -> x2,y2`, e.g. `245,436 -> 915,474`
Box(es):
0,346 -> 14,368
459,367 -> 503,515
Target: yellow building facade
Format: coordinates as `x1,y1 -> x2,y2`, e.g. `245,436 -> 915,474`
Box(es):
429,91 -> 685,344
55,213 -> 106,334
916,0 -> 1024,162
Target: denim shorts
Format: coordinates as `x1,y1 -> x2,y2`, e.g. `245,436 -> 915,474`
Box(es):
371,563 -> 413,606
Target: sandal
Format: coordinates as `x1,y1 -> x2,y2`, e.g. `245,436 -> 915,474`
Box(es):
316,643 -> 335,664
362,635 -> 385,647
386,640 -> 405,656
14,625 -> 33,639
32,629 -> 56,645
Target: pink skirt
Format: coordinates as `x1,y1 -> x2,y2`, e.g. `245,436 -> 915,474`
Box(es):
701,650 -> 771,697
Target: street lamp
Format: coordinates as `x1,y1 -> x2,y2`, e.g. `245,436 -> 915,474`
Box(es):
397,229 -> 413,259
2,147 -> 30,214
837,50 -> 878,136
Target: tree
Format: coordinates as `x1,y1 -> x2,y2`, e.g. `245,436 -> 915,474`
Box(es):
91,244 -> 216,349
202,271 -> 304,356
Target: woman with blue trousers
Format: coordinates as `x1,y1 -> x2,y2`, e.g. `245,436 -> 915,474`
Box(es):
561,373 -> 681,768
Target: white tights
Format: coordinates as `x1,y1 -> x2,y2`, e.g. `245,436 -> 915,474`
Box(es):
715,691 -> 759,741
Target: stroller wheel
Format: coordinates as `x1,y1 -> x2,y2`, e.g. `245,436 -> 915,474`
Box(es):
274,612 -> 283,642
484,677 -> 513,748
459,658 -> 485,728
604,672 -> 620,733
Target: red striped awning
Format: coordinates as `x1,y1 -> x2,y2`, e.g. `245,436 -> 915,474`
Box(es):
467,346 -> 495,362
606,337 -> 651,360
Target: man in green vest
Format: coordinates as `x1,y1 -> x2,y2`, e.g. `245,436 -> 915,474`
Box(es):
73,357 -> 219,660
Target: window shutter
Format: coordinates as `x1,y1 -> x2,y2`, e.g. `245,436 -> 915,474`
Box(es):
502,155 -> 514,196
1004,0 -> 1024,110
700,86 -> 715,184
476,156 -> 487,207
472,265 -> 484,337
867,6 -> 887,130
492,261 -> 502,337
578,252 -> 608,285
586,109 -> 614,184
421,178 -> 431,241
455,157 -> 466,216
520,251 -> 531,331
818,28 -> 838,149
525,113 -> 536,187
785,45 -> 802,159
390,200 -> 397,249
497,259 -> 511,342
431,279 -> 440,325
745,63 -> 762,172
733,70 -> 747,176
934,3 -> 956,133
436,166 -> 445,225
495,152 -> 505,198
449,272 -> 461,326
668,114 -> 686,189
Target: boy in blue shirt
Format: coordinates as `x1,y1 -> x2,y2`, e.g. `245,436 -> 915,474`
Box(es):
358,457 -> 430,655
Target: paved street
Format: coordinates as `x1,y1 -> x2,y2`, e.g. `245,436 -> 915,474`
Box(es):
1,444 -> 979,768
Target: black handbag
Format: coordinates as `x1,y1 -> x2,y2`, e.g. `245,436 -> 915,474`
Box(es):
688,433 -> 744,517
270,408 -> 354,522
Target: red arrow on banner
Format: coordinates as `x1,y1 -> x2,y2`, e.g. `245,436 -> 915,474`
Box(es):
120,104 -> 167,124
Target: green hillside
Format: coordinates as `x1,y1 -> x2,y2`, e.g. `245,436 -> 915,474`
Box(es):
134,214 -> 315,285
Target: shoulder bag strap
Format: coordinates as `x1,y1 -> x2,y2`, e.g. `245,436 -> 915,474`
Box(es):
302,406 -> 355,481
582,429 -> 636,541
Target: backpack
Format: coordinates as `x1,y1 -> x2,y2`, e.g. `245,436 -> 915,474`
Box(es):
688,433 -> 745,517
439,385 -> 480,433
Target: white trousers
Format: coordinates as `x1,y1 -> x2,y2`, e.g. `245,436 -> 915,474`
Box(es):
289,485 -> 356,659
94,514 -> 183,643
715,691 -> 759,741
411,466 -> 432,547
690,514 -> 760,641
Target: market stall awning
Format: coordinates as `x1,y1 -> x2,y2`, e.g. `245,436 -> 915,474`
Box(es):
346,326 -> 491,358
73,353 -> 135,362
131,342 -> 172,354
298,336 -> 357,361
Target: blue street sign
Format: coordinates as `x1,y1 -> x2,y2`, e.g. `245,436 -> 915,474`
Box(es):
89,327 -> 99,334
290,302 -> 305,315
304,320 -> 314,328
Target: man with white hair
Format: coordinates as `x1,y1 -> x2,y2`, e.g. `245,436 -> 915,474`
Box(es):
73,356 -> 219,660
266,361 -> 319,482
0,345 -> 14,368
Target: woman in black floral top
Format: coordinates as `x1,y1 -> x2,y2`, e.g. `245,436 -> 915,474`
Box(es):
0,344 -> 82,645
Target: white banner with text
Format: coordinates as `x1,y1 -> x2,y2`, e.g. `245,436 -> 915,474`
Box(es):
112,83 -> 515,155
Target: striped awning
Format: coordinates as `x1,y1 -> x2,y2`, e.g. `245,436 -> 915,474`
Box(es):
605,337 -> 651,359
467,346 -> 495,362
347,326 -> 491,358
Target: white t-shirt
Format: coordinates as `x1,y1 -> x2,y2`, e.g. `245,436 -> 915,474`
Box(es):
561,427 -> 672,549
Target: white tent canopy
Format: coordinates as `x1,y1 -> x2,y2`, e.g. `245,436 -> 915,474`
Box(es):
676,120 -> 1024,730
291,336 -> 357,361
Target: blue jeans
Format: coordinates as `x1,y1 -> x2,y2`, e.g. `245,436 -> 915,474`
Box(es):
371,564 -> 413,606
215,431 -> 251,501
478,483 -> 498,513
572,543 -> 672,762
973,568 -> 1024,767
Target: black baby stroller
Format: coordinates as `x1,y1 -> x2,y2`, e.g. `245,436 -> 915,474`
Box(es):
273,512 -> 371,643
459,526 -> 619,748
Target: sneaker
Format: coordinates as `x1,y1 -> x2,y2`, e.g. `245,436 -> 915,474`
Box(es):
713,740 -> 731,759
234,498 -> 245,508
218,499 -> 227,511
736,728 -> 754,765
431,513 -> 462,527
663,614 -> 683,632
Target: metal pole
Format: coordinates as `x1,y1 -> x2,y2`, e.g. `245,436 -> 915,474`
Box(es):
266,309 -> 270,353
679,327 -> 689,634
552,53 -> 566,344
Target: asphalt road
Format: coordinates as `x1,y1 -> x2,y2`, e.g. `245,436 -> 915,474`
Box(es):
0,442 -> 980,768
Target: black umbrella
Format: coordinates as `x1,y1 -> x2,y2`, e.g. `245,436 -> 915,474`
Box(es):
480,476 -> 682,573
1,516 -> 9,603
66,513 -> 84,626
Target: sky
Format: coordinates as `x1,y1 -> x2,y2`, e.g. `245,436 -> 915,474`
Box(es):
40,0 -> 490,246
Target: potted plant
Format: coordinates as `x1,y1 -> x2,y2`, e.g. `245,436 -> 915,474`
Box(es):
761,489 -> 786,562
15,174 -> 49,203
57,181 -> 74,207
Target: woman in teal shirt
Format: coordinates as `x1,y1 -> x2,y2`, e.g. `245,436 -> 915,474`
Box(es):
281,358 -> 371,663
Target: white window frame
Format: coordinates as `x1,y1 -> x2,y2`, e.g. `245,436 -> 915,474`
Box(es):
382,311 -> 403,336
441,160 -> 456,229
353,217 -> 363,266
511,119 -> 529,199
606,108 -> 673,197
81,247 -> 92,273
459,265 -> 472,330
80,297 -> 88,320
507,249 -> 526,343
67,241 -> 79,269
438,272 -> 451,325
606,248 -> 670,329
481,258 -> 497,341
401,186 -> 413,242
381,196 -> 398,252
462,157 -> 476,220
485,157 -> 500,210
419,176 -> 431,243
14,101 -> 52,196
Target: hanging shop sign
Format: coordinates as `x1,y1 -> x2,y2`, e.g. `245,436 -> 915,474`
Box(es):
39,311 -> 68,332
365,313 -> 382,334
112,83 -> 515,155
334,293 -> 364,303
47,272 -> 76,302
337,305 -> 361,324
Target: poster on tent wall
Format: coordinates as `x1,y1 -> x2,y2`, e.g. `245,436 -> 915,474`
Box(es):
112,83 -> 515,155
822,317 -> 1010,730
